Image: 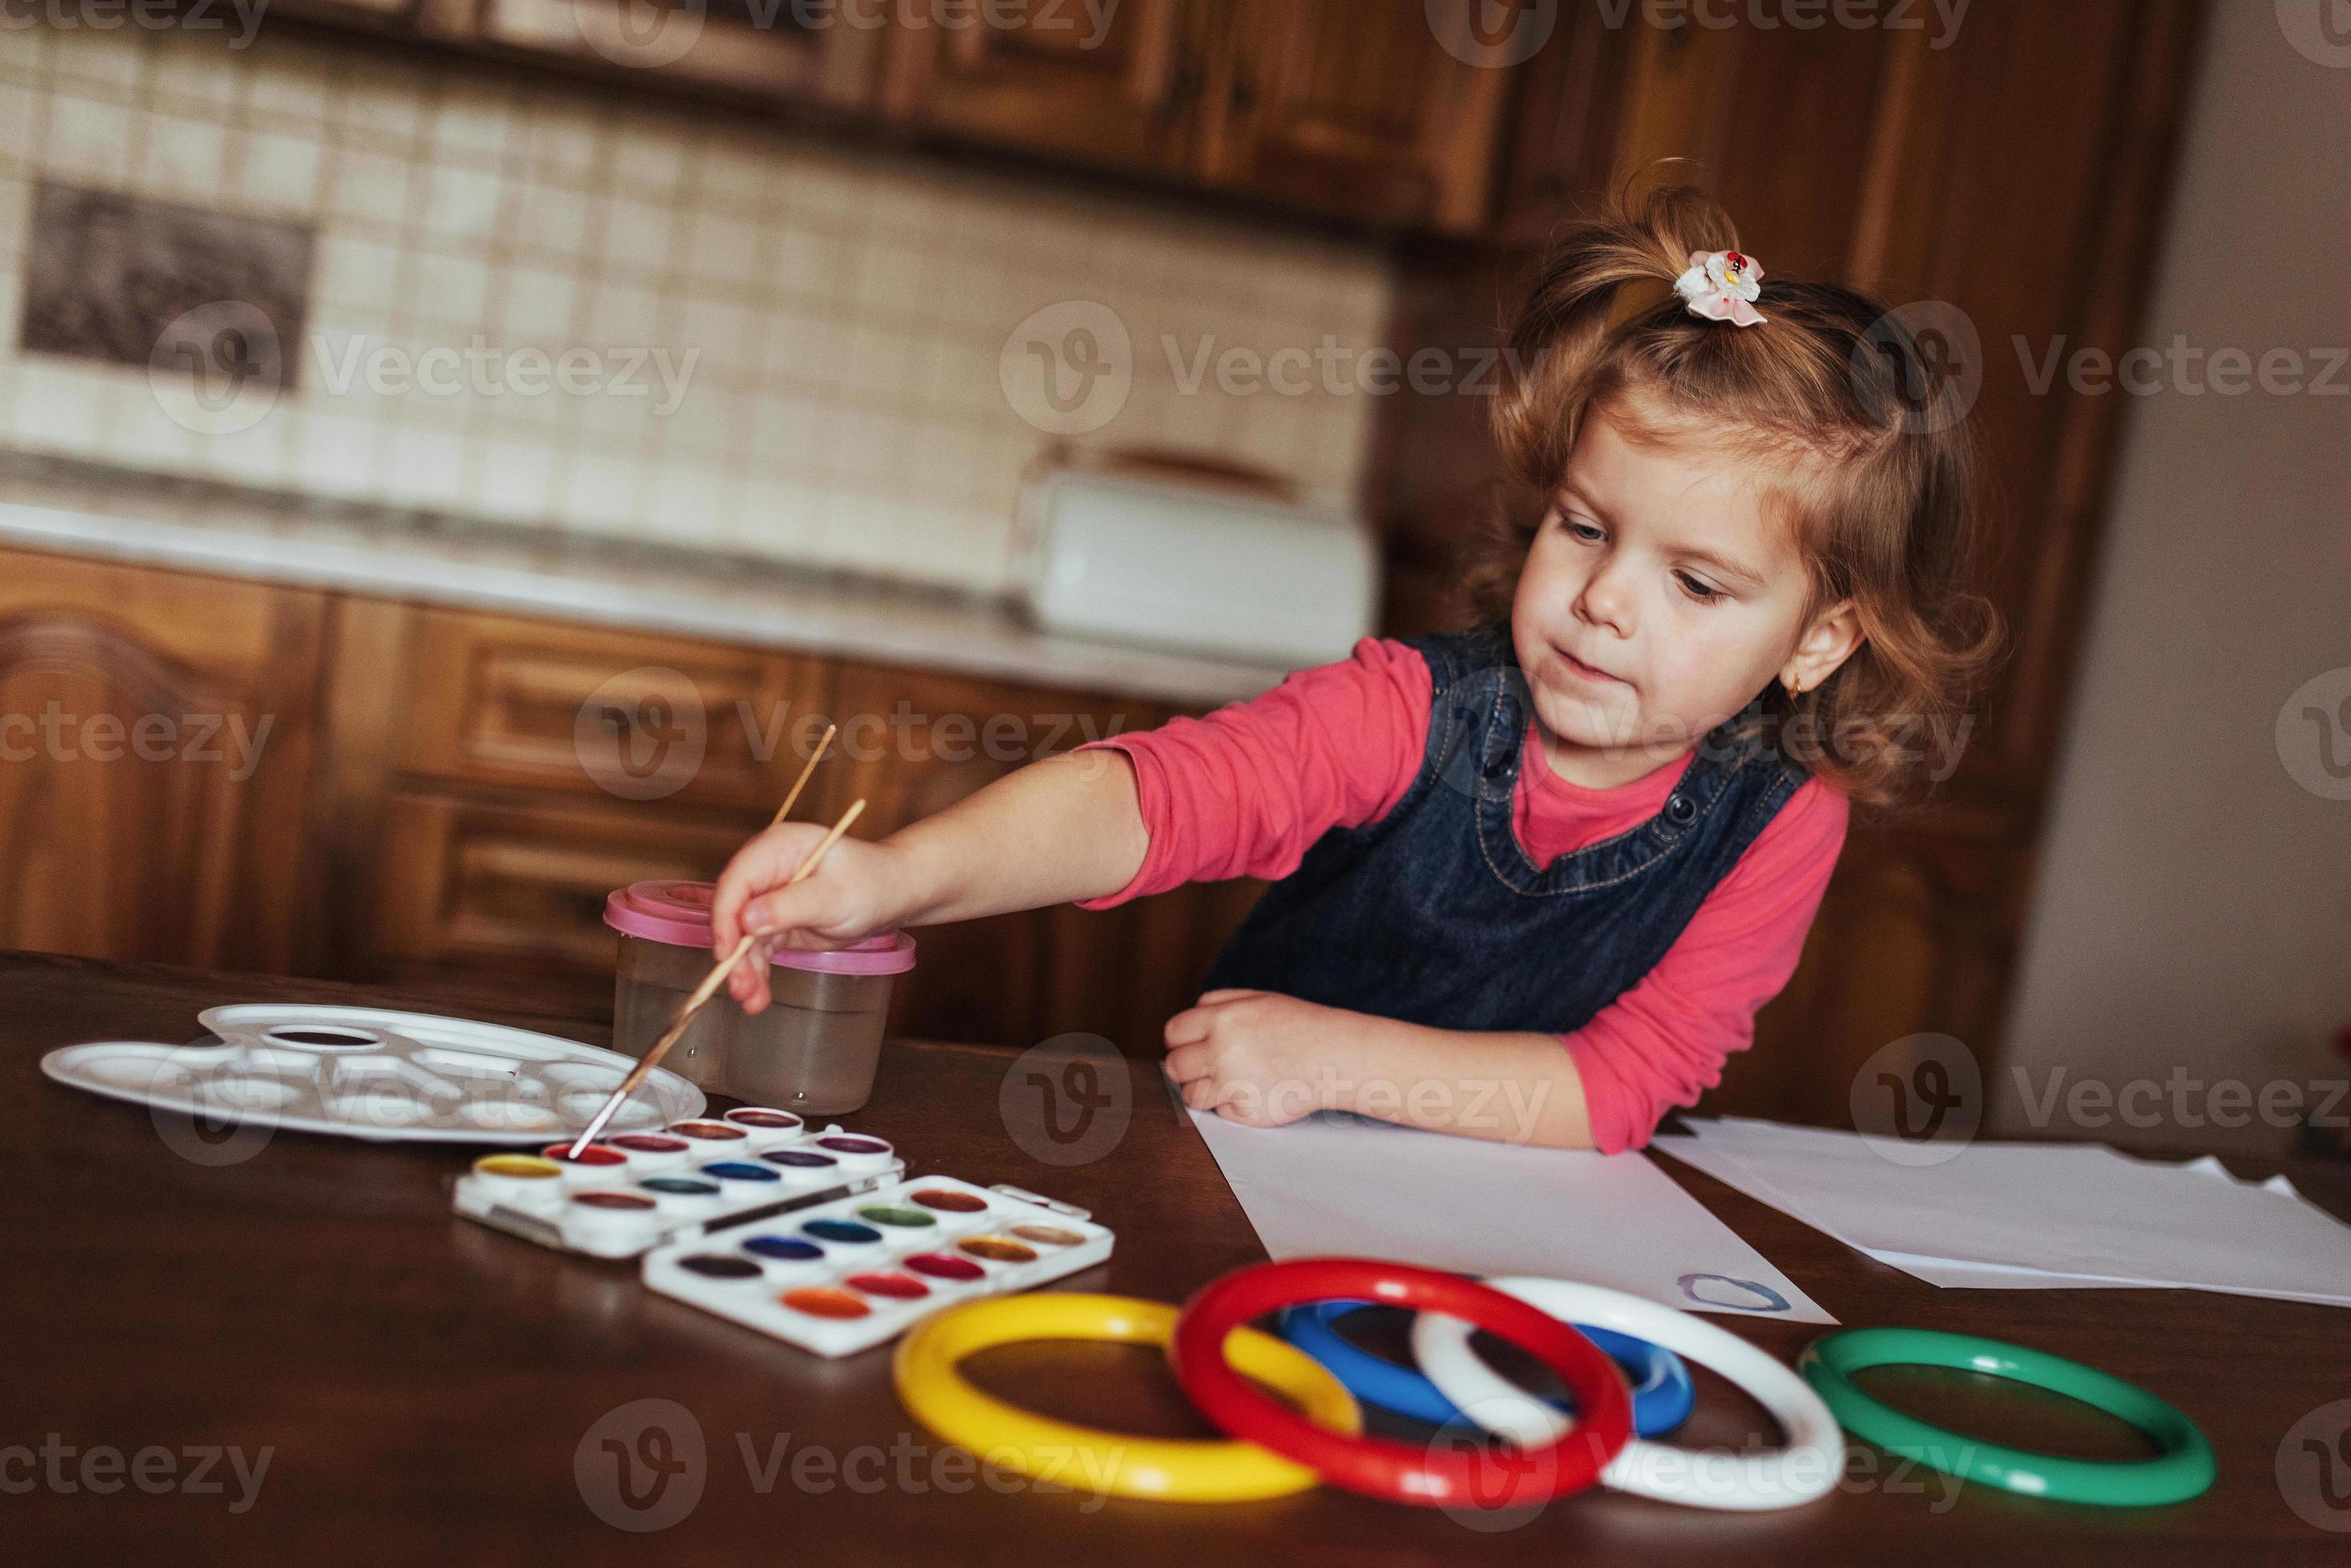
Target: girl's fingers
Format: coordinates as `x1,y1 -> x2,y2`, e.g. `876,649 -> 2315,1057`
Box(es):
739,880 -> 840,946
1196,988 -> 1268,1006
1163,1006 -> 1213,1048
710,822 -> 833,948
739,954 -> 773,1015
711,837 -> 786,949
1180,1078 -> 1222,1111
1162,1042 -> 1208,1083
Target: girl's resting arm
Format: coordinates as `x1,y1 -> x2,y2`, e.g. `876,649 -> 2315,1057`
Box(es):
1170,783 -> 1845,1151
1087,636 -> 1846,1153
1559,778 -> 1848,1151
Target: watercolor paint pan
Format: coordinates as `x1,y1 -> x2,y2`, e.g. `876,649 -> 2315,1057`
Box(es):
453,1110 -> 907,1258
641,1174 -> 1114,1358
42,1003 -> 704,1145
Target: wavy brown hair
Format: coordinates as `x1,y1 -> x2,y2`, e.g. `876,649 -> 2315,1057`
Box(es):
1468,182 -> 2005,812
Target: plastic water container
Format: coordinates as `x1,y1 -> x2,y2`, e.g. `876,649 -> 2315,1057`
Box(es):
603,880 -> 915,1115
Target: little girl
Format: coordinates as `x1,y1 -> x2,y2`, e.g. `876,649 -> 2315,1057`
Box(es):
710,186 -> 2000,1154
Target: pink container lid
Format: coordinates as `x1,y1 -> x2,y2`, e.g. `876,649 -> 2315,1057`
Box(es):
604,880 -> 915,976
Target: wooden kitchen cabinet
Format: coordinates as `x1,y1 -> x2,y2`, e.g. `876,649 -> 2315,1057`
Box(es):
313,599 -> 799,1010
267,0 -> 1521,233
879,0 -> 1194,174
0,547 -> 329,976
883,0 -> 1515,231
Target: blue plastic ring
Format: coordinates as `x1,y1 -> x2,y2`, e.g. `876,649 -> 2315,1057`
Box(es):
1279,1298 -> 1696,1438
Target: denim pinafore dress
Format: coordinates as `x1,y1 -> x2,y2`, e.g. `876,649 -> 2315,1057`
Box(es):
1203,627 -> 1812,1034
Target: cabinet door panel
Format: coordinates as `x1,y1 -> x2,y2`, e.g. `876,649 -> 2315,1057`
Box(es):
396,606 -> 827,814
0,549 -> 326,974
880,0 -> 1190,171
463,0 -> 884,105
373,789 -> 758,976
1202,0 -> 1516,231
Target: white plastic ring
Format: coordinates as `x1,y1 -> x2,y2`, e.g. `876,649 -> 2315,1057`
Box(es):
1409,1276 -> 1843,1511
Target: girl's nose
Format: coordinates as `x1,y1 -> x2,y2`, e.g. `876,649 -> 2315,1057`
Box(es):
1574,559 -> 1635,635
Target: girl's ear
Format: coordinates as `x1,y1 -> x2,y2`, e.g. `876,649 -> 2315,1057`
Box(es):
1782,600 -> 1866,695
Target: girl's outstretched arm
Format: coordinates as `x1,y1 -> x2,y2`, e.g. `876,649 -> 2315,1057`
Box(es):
709,750 -> 1148,1013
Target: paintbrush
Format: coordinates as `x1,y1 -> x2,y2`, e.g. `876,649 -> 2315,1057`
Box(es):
567,797 -> 864,1155
564,727 -> 849,1156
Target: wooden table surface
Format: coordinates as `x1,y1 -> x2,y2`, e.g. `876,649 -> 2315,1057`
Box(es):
6,949 -> 2349,1566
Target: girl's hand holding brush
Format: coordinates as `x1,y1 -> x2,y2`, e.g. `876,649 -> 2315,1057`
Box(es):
711,826 -> 922,1014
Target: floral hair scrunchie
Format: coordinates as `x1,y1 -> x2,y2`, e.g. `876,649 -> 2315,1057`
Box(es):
1673,250 -> 1765,327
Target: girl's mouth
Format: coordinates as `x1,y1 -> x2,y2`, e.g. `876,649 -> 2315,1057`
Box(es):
1556,647 -> 1625,686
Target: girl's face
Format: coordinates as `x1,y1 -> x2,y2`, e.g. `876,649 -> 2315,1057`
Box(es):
1510,397 -> 1861,790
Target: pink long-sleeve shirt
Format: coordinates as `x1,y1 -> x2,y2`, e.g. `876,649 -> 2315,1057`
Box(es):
1080,637 -> 1848,1151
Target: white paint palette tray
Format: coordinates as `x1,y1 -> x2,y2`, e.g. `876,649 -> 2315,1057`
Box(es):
641,1175 -> 1114,1357
453,1108 -> 905,1258
41,1004 -> 705,1144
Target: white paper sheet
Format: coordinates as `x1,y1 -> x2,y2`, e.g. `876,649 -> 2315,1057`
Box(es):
1186,1107 -> 1836,1325
1651,1117 -> 2351,1308
1859,1158 -> 2337,1294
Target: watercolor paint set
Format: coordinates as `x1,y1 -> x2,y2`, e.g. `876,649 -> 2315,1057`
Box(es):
41,1004 -> 705,1144
452,1106 -> 905,1258
642,1174 -> 1115,1357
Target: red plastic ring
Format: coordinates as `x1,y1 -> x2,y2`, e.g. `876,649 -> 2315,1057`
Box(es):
1167,1258 -> 1634,1508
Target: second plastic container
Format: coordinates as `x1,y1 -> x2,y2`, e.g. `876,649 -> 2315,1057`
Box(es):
604,879 -> 915,1115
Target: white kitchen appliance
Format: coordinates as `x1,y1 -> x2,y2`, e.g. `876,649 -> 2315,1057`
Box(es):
1016,464 -> 1380,669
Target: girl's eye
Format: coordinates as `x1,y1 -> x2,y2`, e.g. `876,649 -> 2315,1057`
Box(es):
1560,517 -> 1604,542
1676,572 -> 1727,604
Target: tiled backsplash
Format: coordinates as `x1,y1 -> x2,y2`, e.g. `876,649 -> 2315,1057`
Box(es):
0,24 -> 1392,594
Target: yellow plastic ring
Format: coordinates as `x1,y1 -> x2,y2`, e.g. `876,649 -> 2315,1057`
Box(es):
891,1291 -> 1362,1502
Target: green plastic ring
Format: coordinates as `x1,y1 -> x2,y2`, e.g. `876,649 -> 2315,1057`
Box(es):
1797,1327 -> 2215,1508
